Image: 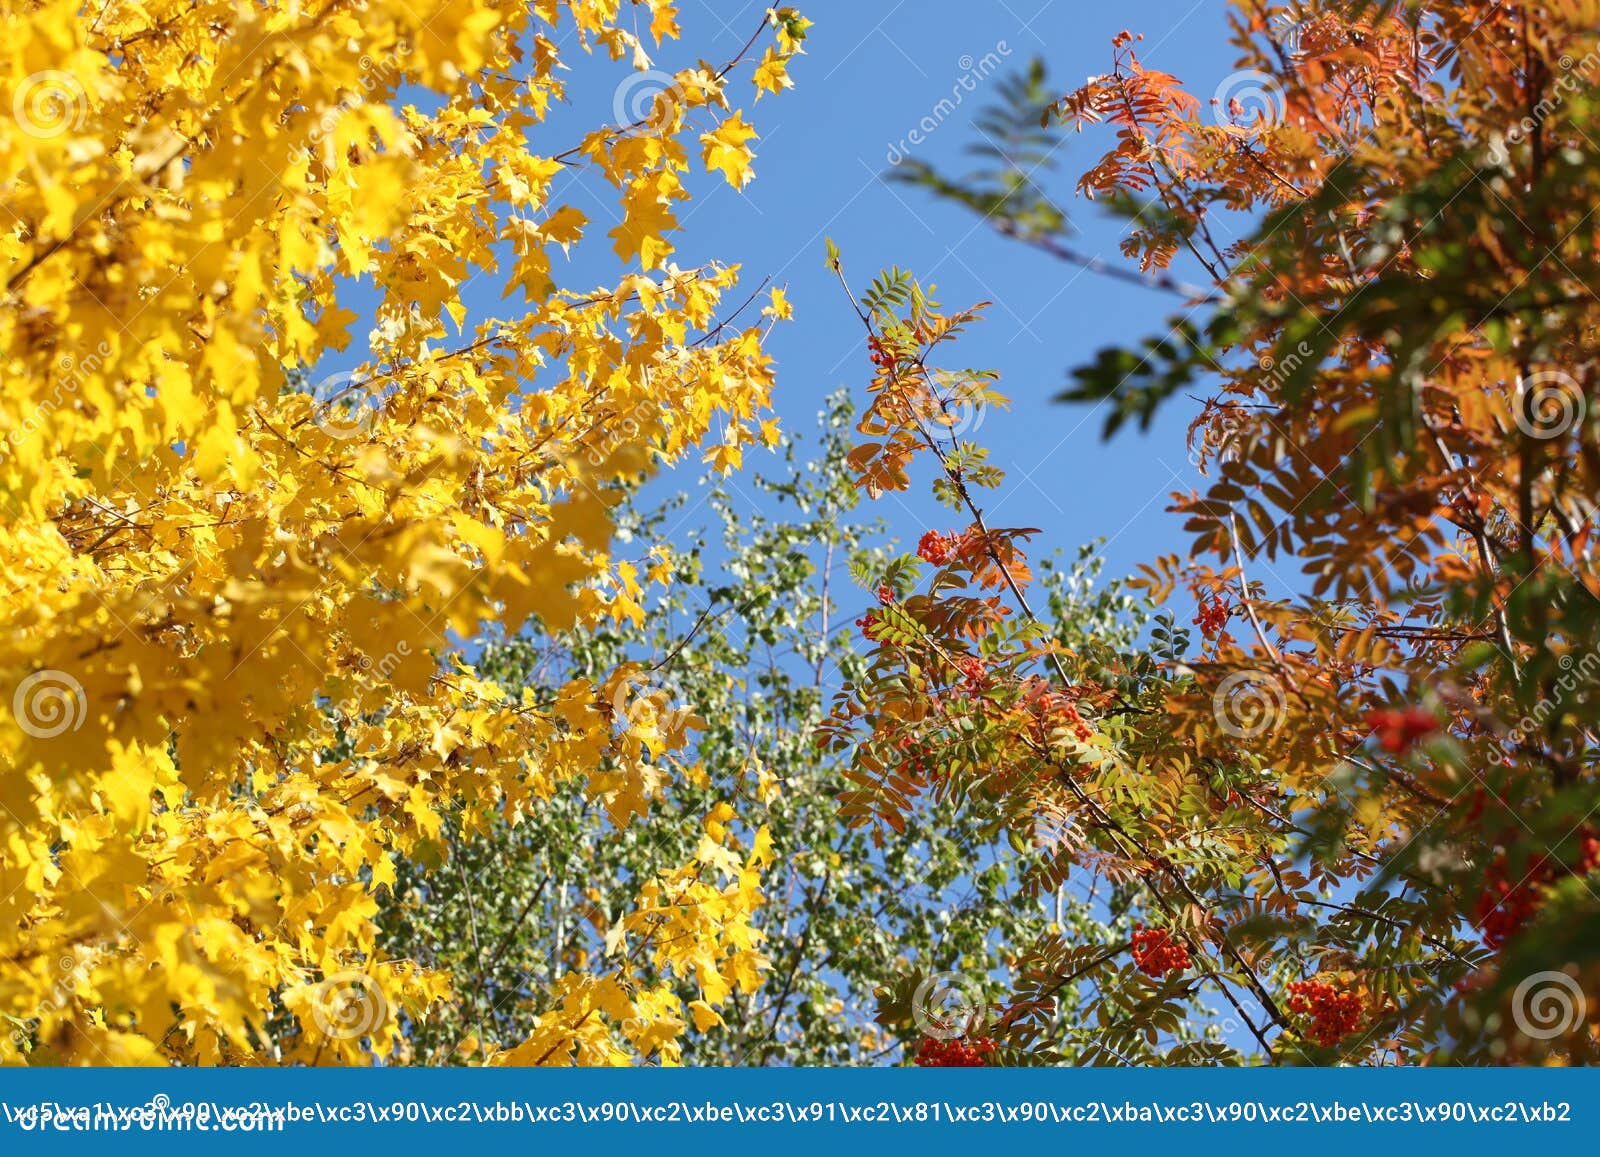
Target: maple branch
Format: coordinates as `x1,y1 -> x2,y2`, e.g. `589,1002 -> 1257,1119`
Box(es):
549,12 -> 778,166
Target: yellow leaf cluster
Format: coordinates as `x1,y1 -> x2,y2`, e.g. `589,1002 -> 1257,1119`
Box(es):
0,0 -> 797,1064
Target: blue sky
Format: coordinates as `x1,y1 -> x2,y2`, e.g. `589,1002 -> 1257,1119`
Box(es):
321,1 -> 1261,624
624,0 -> 1235,576
384,1 -> 1272,1051
522,0 -> 1248,605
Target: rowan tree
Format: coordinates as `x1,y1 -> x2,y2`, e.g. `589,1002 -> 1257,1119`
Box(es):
846,0 -> 1600,1064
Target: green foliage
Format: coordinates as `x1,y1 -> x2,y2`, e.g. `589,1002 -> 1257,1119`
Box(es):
377,397 -> 1110,1063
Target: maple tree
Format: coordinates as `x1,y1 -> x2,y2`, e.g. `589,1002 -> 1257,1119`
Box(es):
849,0 -> 1600,1064
0,0 -> 806,1065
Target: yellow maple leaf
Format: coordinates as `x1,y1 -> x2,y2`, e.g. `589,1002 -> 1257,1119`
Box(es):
700,113 -> 759,188
752,47 -> 793,98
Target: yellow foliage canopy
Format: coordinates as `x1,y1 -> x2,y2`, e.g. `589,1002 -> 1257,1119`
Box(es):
0,0 -> 798,1064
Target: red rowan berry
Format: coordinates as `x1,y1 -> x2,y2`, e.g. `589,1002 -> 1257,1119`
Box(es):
1474,829 -> 1600,951
1130,925 -> 1190,978
953,655 -> 986,689
1286,977 -> 1363,1048
1474,858 -> 1540,951
1365,705 -> 1436,753
1194,596 -> 1229,638
1061,701 -> 1093,743
914,1035 -> 996,1067
917,531 -> 951,566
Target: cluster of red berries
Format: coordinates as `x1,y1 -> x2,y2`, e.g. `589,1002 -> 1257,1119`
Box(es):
914,1035 -> 997,1067
917,530 -> 952,566
1286,978 -> 1363,1048
953,655 -> 987,690
1475,830 -> 1600,950
868,336 -> 894,370
855,586 -> 900,643
1020,679 -> 1095,744
1058,701 -> 1094,744
1364,705 -> 1437,754
1194,596 -> 1229,638
1130,925 -> 1190,978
